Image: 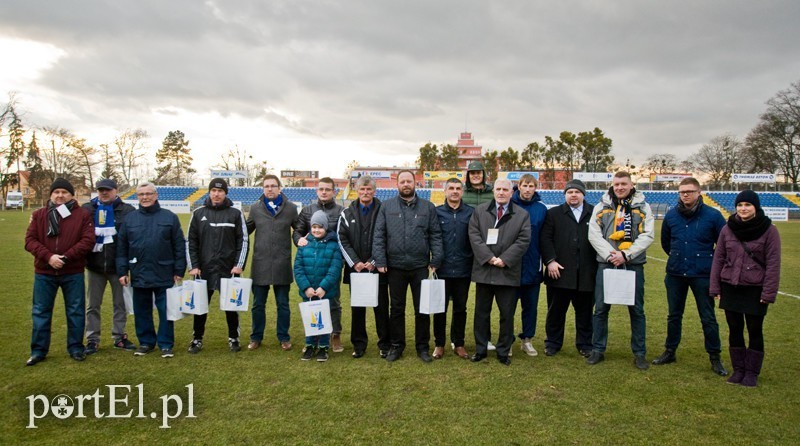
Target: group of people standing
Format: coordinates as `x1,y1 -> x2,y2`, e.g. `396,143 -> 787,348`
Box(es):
24,165 -> 781,387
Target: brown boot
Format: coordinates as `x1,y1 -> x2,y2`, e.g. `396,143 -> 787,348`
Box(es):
331,333 -> 344,353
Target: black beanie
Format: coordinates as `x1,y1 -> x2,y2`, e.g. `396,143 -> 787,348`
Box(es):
209,178 -> 229,194
564,179 -> 587,196
50,178 -> 75,196
735,190 -> 761,210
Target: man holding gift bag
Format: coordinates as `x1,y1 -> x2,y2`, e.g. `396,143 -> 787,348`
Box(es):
373,170 -> 443,363
185,178 -> 249,353
117,182 -> 186,358
337,175 -> 390,359
587,171 -> 654,370
468,178 -> 530,366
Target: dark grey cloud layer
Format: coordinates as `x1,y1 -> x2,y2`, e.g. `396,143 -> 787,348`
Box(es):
1,0 -> 799,162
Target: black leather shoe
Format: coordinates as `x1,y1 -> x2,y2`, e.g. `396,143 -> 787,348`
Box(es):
418,351 -> 433,363
579,349 -> 592,358
26,355 -> 45,366
70,351 -> 86,362
470,353 -> 487,363
352,350 -> 365,359
634,355 -> 650,370
497,355 -> 511,366
544,347 -> 558,356
586,351 -> 605,365
385,348 -> 402,362
710,354 -> 729,376
379,349 -> 389,359
652,349 -> 676,365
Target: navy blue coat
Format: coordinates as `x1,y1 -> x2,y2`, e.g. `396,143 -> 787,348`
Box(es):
117,202 -> 187,288
510,190 -> 548,285
661,201 -> 725,278
436,201 -> 474,279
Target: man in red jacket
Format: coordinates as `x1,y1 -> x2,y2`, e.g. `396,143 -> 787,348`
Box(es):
24,178 -> 95,366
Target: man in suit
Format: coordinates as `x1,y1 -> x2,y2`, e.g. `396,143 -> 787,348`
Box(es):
540,179 -> 596,358
468,178 -> 531,366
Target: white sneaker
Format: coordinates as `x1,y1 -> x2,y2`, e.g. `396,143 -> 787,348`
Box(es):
487,341 -> 496,351
521,338 -> 538,357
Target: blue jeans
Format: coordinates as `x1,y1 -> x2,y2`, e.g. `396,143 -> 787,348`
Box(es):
517,283 -> 541,340
132,286 -> 173,350
592,264 -> 646,356
664,275 -> 721,354
31,273 -> 86,357
250,284 -> 291,343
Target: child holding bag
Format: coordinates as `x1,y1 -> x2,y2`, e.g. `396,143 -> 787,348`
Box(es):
294,210 -> 343,362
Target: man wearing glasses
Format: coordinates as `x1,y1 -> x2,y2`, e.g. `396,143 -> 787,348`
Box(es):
653,177 -> 728,376
293,177 -> 344,352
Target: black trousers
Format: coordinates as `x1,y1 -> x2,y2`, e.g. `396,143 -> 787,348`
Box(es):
350,281 -> 391,353
474,283 -> 518,357
387,267 -> 430,353
433,277 -> 471,347
544,286 -> 594,352
192,289 -> 240,340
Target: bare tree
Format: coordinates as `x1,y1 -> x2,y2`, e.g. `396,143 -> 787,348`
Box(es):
692,134 -> 746,189
214,146 -> 270,187
643,153 -> 678,174
69,137 -> 97,189
113,128 -> 149,189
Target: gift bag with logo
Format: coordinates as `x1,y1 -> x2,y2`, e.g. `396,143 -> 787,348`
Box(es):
122,285 -> 135,316
603,267 -> 636,306
350,272 -> 379,307
182,278 -> 209,315
220,276 -> 253,312
420,272 -> 446,314
166,284 -> 186,321
299,298 -> 333,336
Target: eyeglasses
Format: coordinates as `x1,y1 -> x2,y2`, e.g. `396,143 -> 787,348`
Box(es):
138,192 -> 156,197
678,190 -> 699,195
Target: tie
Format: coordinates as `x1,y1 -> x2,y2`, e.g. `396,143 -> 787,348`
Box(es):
497,205 -> 504,221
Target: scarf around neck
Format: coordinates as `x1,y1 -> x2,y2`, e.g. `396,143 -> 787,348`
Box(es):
677,195 -> 703,218
609,187 -> 635,250
727,208 -> 772,242
47,199 -> 78,237
264,193 -> 283,215
91,196 -> 119,252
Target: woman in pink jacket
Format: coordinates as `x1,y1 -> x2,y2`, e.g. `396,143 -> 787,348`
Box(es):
710,190 -> 781,387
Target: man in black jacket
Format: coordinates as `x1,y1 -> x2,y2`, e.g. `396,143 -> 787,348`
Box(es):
373,170 -> 443,363
540,179 -> 596,358
293,177 -> 344,352
337,175 -> 390,358
83,179 -> 137,355
433,178 -> 474,359
185,178 -> 249,353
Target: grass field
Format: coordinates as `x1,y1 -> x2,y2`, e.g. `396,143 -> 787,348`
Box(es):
1,210 -> 798,445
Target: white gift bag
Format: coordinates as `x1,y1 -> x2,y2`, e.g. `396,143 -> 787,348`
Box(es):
122,285 -> 134,315
166,284 -> 186,321
350,272 -> 379,307
220,277 -> 253,312
299,298 -> 333,336
182,279 -> 209,315
420,272 -> 446,314
603,267 -> 636,306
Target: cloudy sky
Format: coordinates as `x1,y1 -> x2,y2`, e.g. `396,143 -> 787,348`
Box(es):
1,1 -> 798,180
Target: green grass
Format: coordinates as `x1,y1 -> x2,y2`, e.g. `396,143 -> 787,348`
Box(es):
1,210 -> 798,445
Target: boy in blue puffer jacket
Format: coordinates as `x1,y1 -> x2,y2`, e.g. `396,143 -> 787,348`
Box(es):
294,210 -> 343,362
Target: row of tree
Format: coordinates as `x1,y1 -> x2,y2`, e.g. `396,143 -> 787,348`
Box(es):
418,79 -> 800,191
0,94 -> 272,203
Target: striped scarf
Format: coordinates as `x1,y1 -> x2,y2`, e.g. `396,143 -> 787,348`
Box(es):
609,187 -> 634,251
91,196 -> 118,252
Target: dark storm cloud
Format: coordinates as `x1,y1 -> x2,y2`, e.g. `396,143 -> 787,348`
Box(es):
1,0 -> 798,162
